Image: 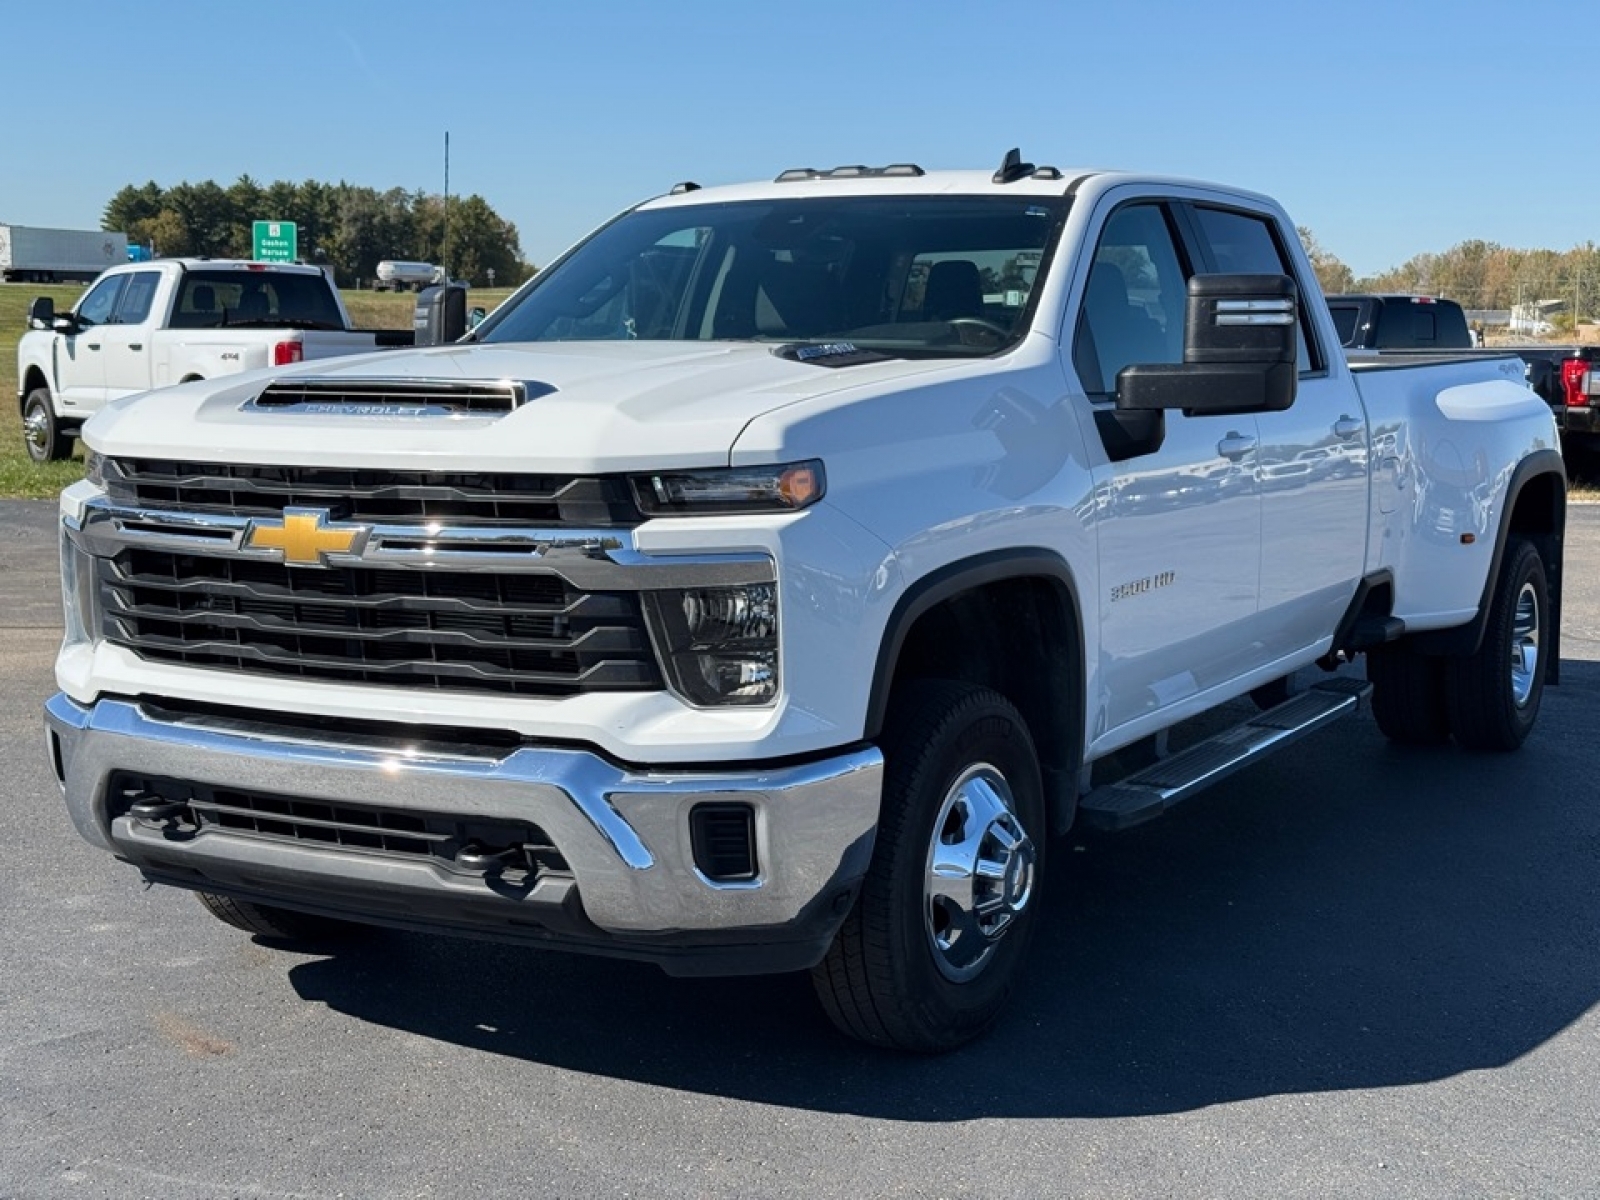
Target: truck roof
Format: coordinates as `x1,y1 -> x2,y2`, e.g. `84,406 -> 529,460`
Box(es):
100,257 -> 333,277
634,154 -> 1276,211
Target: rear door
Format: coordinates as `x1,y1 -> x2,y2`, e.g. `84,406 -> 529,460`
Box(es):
1183,202 -> 1367,661
97,269 -> 162,403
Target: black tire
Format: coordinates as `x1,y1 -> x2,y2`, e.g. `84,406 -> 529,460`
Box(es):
811,680 -> 1046,1053
22,387 -> 71,463
1445,537 -> 1548,752
1366,644 -> 1451,745
194,891 -> 358,945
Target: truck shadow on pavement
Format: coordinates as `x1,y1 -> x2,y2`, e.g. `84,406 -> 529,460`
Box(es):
287,658 -> 1600,1120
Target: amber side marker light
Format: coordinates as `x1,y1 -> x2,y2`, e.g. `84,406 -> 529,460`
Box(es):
777,463 -> 823,509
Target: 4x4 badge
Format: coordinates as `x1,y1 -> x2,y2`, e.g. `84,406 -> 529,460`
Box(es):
245,508 -> 369,567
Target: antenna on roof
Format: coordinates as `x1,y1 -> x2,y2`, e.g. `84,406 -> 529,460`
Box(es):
993,147 -> 1036,184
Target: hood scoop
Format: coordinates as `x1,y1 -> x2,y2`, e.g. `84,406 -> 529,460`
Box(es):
771,341 -> 892,369
245,376 -> 556,417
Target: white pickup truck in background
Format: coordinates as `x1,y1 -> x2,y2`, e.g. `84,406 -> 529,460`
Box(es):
17,259 -> 414,461
44,151 -> 1567,1052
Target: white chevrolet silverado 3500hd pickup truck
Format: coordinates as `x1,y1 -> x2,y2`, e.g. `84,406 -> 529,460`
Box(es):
44,151 -> 1566,1051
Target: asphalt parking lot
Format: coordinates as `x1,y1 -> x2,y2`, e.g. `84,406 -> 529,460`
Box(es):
1,500 -> 1596,1199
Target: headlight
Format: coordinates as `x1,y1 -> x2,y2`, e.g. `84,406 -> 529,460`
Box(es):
632,461 -> 825,516
59,527 -> 100,651
644,584 -> 778,706
82,449 -> 106,488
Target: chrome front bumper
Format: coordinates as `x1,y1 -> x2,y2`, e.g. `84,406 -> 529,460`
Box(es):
45,694 -> 882,976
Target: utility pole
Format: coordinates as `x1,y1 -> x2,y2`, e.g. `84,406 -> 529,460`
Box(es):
442,131 -> 450,282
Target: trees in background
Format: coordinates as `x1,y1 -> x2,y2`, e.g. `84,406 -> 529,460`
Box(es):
1359,240 -> 1600,324
1299,226 -> 1600,322
102,177 -> 534,287
97,186 -> 1596,320
1297,227 -> 1355,297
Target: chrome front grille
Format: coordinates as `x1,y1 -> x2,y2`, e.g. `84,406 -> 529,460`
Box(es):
74,463 -> 774,703
99,548 -> 663,696
101,457 -> 644,527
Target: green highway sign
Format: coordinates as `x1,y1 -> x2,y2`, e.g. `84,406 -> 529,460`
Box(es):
252,220 -> 298,262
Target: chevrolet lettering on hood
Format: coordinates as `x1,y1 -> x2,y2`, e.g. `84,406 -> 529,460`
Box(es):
245,509 -> 370,567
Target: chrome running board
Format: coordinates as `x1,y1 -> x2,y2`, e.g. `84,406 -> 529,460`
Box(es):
1078,677 -> 1373,832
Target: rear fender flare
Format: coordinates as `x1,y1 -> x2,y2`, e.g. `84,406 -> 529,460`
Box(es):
1410,448 -> 1566,671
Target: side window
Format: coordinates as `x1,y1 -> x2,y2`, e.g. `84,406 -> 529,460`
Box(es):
1190,206 -> 1318,373
75,275 -> 127,327
1328,304 -> 1360,347
113,271 -> 160,324
1072,203 -> 1186,395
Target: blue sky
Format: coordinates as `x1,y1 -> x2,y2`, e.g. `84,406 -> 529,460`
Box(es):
4,0 -> 1594,278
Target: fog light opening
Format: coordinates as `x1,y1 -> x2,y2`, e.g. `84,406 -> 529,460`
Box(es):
689,803 -> 758,883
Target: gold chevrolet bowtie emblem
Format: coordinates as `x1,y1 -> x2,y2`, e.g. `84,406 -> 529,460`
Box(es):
245,509 -> 368,567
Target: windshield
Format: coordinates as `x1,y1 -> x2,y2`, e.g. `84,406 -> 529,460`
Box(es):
479,195 -> 1070,357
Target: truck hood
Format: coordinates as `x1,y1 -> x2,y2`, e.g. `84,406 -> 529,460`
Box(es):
83,341 -> 960,471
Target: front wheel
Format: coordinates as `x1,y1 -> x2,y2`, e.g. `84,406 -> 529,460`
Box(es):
1445,536 -> 1549,751
811,681 -> 1047,1052
22,388 -> 71,463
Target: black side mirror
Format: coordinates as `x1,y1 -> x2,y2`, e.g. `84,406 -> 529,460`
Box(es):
27,297 -> 56,330
412,282 -> 469,346
1118,274 -> 1299,416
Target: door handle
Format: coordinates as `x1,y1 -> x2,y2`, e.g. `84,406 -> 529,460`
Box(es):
1216,432 -> 1257,461
1332,415 -> 1364,439
86,343 -> 102,351
128,343 -> 143,351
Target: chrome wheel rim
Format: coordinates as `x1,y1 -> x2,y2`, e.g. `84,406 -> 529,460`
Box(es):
924,763 -> 1035,983
23,407 -> 49,455
1510,580 -> 1540,708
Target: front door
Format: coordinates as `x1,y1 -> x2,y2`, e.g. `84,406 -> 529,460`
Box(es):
54,273 -> 126,412
1072,199 -> 1263,747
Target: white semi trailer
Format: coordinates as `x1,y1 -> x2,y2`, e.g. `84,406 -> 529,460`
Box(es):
0,225 -> 129,283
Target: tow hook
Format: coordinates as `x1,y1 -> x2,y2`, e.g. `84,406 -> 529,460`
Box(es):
128,796 -> 189,828
454,842 -> 525,874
